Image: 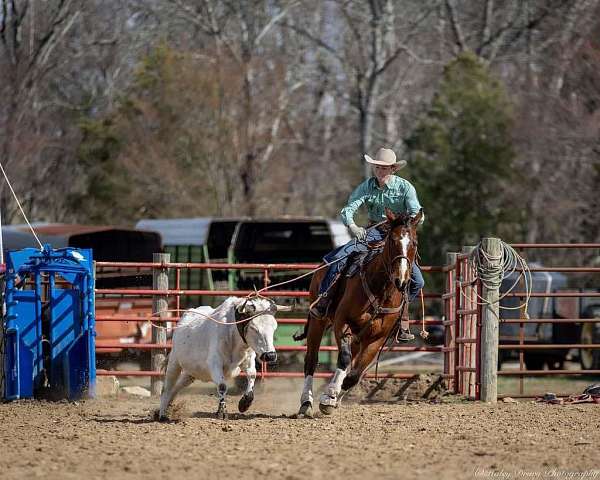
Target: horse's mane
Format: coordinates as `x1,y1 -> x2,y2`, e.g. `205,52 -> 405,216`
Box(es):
388,212 -> 412,228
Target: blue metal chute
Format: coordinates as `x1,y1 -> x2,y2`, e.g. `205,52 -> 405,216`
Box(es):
2,245 -> 95,400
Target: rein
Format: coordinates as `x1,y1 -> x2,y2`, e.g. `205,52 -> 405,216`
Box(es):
360,267 -> 404,316
353,249 -> 410,343
359,233 -> 414,318
385,254 -> 410,284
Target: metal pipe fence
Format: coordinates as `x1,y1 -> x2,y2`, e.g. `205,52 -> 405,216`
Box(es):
93,242 -> 600,400
94,260 -> 447,385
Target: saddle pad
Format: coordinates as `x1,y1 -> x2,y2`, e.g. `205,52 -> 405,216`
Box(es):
345,247 -> 383,278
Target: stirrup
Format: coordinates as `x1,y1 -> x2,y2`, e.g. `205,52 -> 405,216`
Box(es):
397,329 -> 415,343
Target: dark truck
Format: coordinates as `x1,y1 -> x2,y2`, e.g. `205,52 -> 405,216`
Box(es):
228,218 -> 350,291
136,217 -> 248,307
228,218 -> 351,366
499,266 -> 600,370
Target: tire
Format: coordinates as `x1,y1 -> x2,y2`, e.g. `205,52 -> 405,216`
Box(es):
580,322 -> 600,370
497,350 -> 508,369
524,353 -> 545,371
546,355 -> 564,371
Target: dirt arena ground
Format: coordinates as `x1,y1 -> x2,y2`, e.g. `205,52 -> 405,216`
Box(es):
1,378 -> 599,480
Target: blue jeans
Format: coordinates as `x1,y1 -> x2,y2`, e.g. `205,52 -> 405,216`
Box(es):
319,228 -> 424,302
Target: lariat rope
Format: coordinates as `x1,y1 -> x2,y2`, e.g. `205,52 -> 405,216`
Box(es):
458,240 -> 532,319
145,299 -> 282,332
419,288 -> 427,338
148,220 -> 428,333
256,220 -> 388,295
0,161 -> 44,249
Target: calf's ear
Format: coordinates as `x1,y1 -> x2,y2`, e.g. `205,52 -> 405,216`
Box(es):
275,304 -> 292,312
236,297 -> 249,314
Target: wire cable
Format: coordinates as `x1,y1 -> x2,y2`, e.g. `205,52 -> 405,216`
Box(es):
0,161 -> 43,250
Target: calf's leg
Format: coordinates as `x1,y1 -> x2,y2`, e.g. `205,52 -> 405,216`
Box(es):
238,351 -> 257,413
159,361 -> 194,420
209,359 -> 228,420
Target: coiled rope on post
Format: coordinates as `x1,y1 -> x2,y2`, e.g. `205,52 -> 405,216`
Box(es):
459,239 -> 532,319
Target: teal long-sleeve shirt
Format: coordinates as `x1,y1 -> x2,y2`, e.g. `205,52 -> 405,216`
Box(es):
340,175 -> 423,226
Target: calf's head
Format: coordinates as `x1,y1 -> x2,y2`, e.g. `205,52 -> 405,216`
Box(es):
235,297 -> 290,364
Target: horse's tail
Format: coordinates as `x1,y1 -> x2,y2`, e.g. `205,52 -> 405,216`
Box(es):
159,352 -> 170,373
293,315 -> 310,342
294,267 -> 327,342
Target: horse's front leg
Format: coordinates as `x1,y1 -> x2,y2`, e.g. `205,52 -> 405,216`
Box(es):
238,351 -> 256,413
341,335 -> 387,393
319,322 -> 353,415
298,316 -> 327,418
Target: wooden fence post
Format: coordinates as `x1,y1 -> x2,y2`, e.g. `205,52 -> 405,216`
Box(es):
151,252 -> 170,396
480,238 -> 502,403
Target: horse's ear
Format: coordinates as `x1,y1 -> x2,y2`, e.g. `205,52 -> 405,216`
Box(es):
385,208 -> 396,222
411,208 -> 423,226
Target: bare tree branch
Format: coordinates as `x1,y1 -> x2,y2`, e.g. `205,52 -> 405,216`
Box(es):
254,0 -> 299,48
444,0 -> 466,52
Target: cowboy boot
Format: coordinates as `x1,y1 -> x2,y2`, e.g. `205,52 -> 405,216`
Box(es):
397,310 -> 415,342
310,273 -> 342,319
309,294 -> 331,319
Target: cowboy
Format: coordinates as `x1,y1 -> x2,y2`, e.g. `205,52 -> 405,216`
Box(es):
312,147 -> 424,342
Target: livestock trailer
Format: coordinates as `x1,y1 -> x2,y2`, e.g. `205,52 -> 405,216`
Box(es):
228,218 -> 351,366
135,217 -> 248,307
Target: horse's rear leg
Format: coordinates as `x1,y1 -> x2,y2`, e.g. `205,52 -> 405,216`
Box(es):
298,316 -> 327,417
341,337 -> 387,393
319,324 -> 352,415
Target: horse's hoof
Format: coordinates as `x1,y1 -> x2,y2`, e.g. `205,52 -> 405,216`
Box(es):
298,401 -> 313,418
238,392 -> 254,413
319,403 -> 335,415
153,410 -> 169,422
216,409 -> 228,420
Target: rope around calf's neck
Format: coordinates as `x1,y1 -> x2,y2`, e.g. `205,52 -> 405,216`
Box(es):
144,306 -> 277,332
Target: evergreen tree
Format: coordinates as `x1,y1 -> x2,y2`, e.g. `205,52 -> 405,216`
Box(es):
406,52 -> 519,265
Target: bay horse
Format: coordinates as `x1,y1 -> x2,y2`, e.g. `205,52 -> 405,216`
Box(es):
297,208 -> 422,416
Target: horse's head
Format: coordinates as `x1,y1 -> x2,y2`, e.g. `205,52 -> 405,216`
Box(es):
384,208 -> 422,292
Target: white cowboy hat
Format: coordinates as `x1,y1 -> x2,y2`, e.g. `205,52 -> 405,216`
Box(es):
364,148 -> 407,169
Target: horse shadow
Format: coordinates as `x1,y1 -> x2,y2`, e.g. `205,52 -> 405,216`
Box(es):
359,375 -> 445,404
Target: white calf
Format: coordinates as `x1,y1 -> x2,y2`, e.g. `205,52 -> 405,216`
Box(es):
158,296 -> 289,420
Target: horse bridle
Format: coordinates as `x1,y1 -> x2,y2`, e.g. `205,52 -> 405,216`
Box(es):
387,253 -> 413,291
